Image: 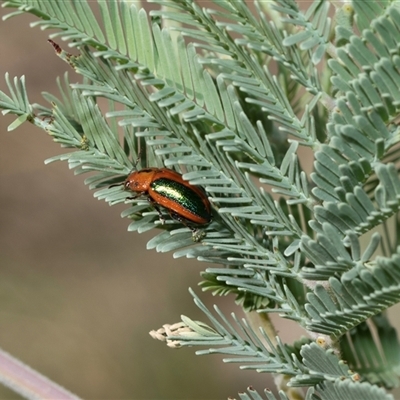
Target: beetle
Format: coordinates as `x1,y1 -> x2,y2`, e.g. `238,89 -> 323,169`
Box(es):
123,167 -> 212,240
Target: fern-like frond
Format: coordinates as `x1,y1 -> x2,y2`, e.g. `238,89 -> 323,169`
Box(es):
310,379 -> 394,400
340,314 -> 400,389
200,264 -> 307,323
306,163 -> 400,245
232,386 -> 290,400
1,2 -> 318,272
150,0 -> 322,146
300,3 -> 400,317
309,1 -> 400,218
53,34 -> 310,275
304,247 -> 400,337
301,227 -> 382,281
2,0 -> 400,398
278,0 -> 332,65
0,73 -> 34,130
156,290 -> 293,373
44,90 -> 131,181
352,0 -> 397,32
329,4 -> 400,134
153,290 -> 366,388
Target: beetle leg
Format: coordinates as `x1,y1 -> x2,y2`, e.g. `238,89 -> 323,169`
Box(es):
125,191 -> 146,200
154,205 -> 166,225
169,211 -> 206,241
169,211 -> 195,230
147,197 -> 166,224
191,228 -> 206,242
169,211 -> 186,225
125,193 -> 166,224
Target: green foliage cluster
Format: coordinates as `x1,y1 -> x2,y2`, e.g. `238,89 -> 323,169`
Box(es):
1,0 -> 400,399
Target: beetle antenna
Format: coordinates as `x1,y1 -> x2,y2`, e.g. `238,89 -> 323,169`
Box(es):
109,182 -> 124,188
134,148 -> 143,170
109,149 -> 143,190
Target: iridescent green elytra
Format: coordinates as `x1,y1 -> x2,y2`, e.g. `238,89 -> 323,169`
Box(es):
151,178 -> 212,222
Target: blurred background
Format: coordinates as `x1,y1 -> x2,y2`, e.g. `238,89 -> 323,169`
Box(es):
1,2 -> 400,400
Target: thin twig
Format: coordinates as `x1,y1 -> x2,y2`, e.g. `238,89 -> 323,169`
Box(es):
0,348 -> 82,400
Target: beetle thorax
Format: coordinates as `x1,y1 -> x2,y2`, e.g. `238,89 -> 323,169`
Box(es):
125,169 -> 157,192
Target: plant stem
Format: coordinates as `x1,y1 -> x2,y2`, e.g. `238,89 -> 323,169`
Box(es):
0,348 -> 82,400
246,312 -> 305,400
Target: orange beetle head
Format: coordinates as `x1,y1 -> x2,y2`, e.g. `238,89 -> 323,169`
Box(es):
124,168 -> 158,193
